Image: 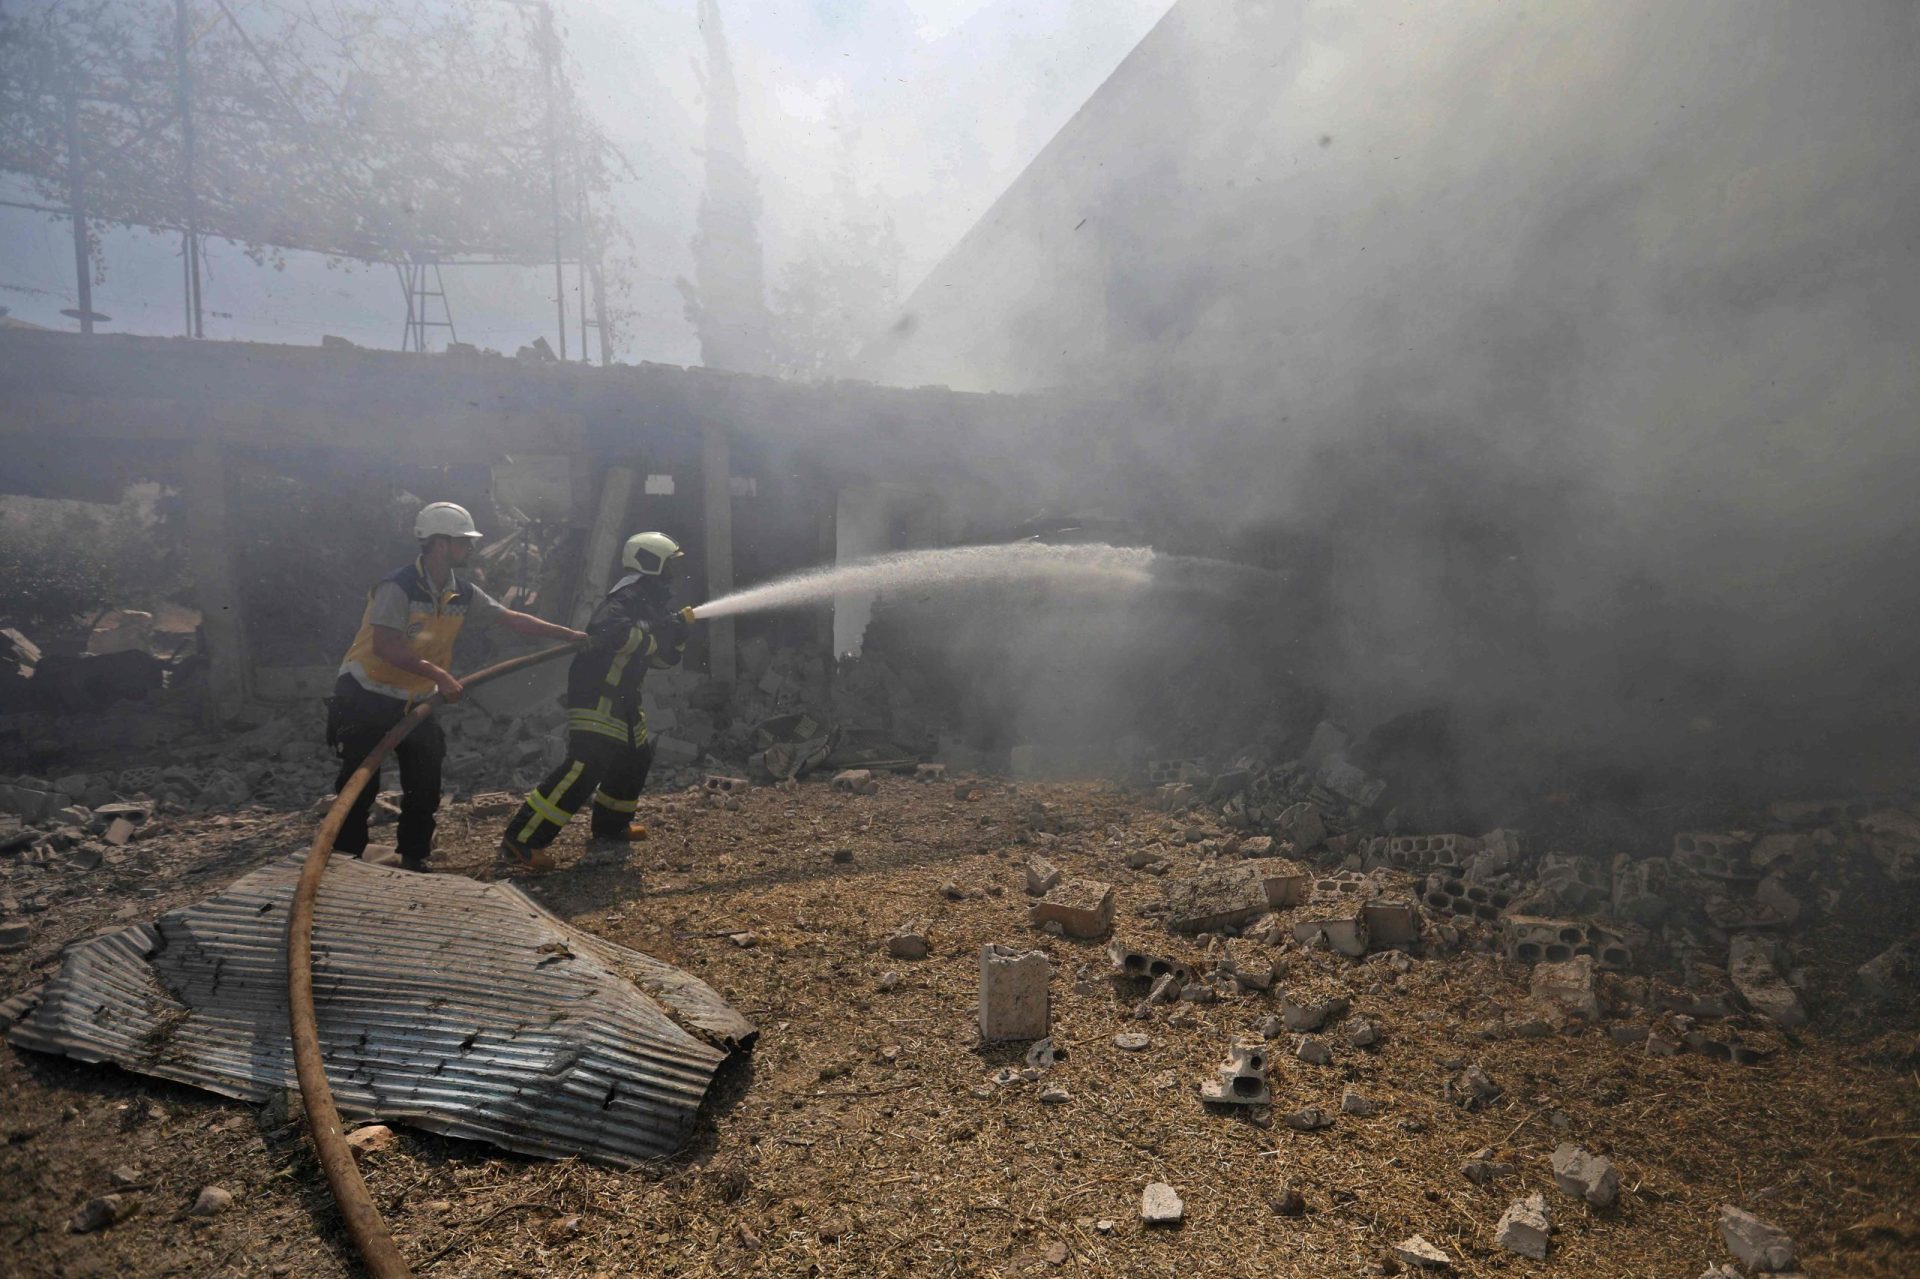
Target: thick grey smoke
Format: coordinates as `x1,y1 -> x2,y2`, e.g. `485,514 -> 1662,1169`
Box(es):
860,0 -> 1920,803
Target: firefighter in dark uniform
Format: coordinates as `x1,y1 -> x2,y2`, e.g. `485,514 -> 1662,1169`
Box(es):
497,531 -> 694,874
328,501 -> 586,872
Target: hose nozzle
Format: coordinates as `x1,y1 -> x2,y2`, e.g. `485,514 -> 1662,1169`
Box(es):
678,606 -> 699,626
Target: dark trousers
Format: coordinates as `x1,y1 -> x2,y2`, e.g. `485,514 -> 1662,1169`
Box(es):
328,678 -> 445,866
505,728 -> 655,851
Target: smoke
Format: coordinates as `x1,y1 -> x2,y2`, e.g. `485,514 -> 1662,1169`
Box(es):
858,0 -> 1920,803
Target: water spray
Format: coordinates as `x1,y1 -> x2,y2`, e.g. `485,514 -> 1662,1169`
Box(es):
685,541 -> 1159,622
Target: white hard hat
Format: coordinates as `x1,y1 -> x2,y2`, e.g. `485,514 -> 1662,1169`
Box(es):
415,501 -> 483,541
621,531 -> 683,576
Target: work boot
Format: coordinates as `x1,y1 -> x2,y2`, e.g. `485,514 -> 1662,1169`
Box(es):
493,837 -> 555,877
399,855 -> 430,874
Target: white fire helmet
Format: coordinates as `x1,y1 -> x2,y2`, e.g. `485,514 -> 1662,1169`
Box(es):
621,531 -> 683,576
414,501 -> 484,541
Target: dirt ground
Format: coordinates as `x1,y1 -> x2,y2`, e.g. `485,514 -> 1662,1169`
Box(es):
3,776 -> 1918,1278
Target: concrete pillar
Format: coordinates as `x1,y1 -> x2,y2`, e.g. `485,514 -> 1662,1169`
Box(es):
181,440 -> 249,721
570,464 -> 635,628
701,419 -> 735,684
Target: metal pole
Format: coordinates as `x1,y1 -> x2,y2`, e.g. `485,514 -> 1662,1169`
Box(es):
591,258 -> 612,366
538,2 -> 566,360
174,0 -> 204,337
61,90 -> 94,336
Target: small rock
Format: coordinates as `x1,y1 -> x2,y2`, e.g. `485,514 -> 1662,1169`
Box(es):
1042,1240 -> 1069,1265
1392,1234 -> 1452,1269
1347,1017 -> 1380,1048
1178,982 -> 1217,1004
1283,1106 -> 1333,1132
1038,1085 -> 1070,1104
1095,1218 -> 1117,1235
1446,1065 -> 1502,1111
1295,1036 -> 1333,1066
108,1165 -> 141,1189
70,1194 -> 136,1233
877,971 -> 902,992
1141,1182 -> 1184,1226
887,922 -> 931,959
830,847 -> 854,864
1257,1014 -> 1285,1039
190,1185 -> 235,1216
1113,1032 -> 1151,1051
728,932 -> 756,948
940,882 -> 965,900
1495,1193 -> 1552,1260
1718,1204 -> 1795,1272
1339,1086 -> 1381,1116
345,1124 -> 395,1158
1269,1184 -> 1307,1216
1462,1157 -> 1519,1185
1551,1143 -> 1619,1208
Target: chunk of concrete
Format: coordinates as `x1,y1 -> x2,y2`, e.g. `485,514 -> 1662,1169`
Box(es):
1551,1143 -> 1619,1208
1295,1036 -> 1333,1066
1728,941 -> 1807,1029
1495,1192 -> 1552,1260
1141,1182 -> 1184,1226
979,944 -> 1050,1043
1291,898 -> 1369,957
831,768 -> 877,794
1024,857 -> 1061,896
1447,1065 -> 1502,1111
1857,940 -> 1916,1001
1530,955 -> 1601,1020
1718,1204 -> 1795,1272
1392,1235 -> 1451,1269
1244,857 -> 1310,908
1361,897 -> 1419,950
1275,802 -> 1326,851
886,921 -> 931,960
69,1193 -> 137,1233
1339,1085 -> 1381,1116
1028,878 -> 1114,939
0,919 -> 29,952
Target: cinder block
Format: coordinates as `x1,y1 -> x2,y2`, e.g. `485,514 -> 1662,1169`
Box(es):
1361,898 -> 1419,949
1199,1037 -> 1271,1106
979,945 -> 1050,1043
1672,832 -> 1758,880
1107,940 -> 1192,987
1243,857 -> 1309,907
1163,866 -> 1271,933
1386,833 -> 1481,871
1028,878 -> 1115,939
1292,898 -> 1369,956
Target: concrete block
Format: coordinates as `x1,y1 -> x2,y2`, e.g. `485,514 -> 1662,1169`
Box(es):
1391,1236 -> 1451,1269
1495,1193 -> 1552,1260
1386,832 -> 1480,871
831,769 -> 878,794
1106,941 -> 1192,987
1673,832 -> 1758,880
914,763 -> 946,782
979,945 -> 1049,1043
1028,879 -> 1115,939
1361,898 -> 1419,949
1199,1037 -> 1271,1106
1530,955 -> 1600,1020
103,818 -> 136,847
702,774 -> 749,795
1163,866 -> 1271,933
1291,898 -> 1369,957
1718,1204 -> 1795,1272
1551,1143 -> 1618,1208
1244,857 -> 1309,907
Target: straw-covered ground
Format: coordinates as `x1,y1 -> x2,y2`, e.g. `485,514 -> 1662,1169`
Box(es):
2,776 -> 1917,1277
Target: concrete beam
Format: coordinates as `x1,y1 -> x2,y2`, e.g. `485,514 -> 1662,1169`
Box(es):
181,440 -> 250,721
702,419 -> 735,685
571,465 -> 636,628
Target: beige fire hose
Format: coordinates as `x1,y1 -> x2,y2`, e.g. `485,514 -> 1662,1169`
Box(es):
287,641 -> 582,1278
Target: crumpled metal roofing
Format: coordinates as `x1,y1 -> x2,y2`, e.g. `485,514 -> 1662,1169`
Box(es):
2,854 -> 754,1165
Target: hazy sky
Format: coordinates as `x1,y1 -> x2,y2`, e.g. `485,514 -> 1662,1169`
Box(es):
0,0 -> 1171,363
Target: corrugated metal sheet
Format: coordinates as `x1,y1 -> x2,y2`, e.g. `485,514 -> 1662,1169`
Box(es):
3,854 -> 754,1165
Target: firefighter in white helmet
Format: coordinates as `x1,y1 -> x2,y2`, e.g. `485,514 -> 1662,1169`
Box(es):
498,531 -> 694,874
327,501 -> 587,872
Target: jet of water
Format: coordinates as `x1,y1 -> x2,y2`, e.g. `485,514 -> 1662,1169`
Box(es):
690,542 -> 1158,621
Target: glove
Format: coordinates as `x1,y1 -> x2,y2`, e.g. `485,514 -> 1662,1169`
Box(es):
664,608 -> 691,646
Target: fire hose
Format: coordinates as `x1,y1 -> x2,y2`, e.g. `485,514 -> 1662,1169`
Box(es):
286,640 -> 584,1279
